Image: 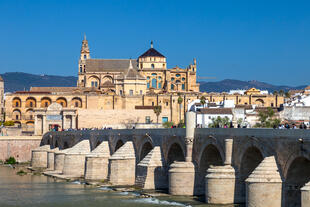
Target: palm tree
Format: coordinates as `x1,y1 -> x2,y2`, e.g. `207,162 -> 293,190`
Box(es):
279,90 -> 284,96
200,96 -> 206,107
153,106 -> 162,124
177,96 -> 183,124
273,90 -> 278,96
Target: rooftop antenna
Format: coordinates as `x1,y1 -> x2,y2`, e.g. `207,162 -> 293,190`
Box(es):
84,33 -> 86,40
151,40 -> 153,48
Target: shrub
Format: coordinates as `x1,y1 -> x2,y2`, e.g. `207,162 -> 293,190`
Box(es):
5,157 -> 17,164
17,170 -> 27,176
3,121 -> 14,126
163,121 -> 174,128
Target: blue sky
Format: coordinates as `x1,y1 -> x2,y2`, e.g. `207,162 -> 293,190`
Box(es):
1,0 -> 310,86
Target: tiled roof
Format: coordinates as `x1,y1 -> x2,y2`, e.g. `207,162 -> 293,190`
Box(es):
305,85 -> 310,90
199,108 -> 233,115
125,68 -> 146,80
139,48 -> 165,58
85,59 -> 138,72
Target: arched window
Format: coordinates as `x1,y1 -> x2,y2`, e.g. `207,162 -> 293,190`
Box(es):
147,82 -> 150,89
151,78 -> 157,88
151,64 -> 155,69
182,77 -> 185,81
171,84 -> 174,90
176,74 -> 181,77
84,55 -> 87,59
158,82 -> 162,89
171,77 -> 175,81
182,84 -> 185,90
147,76 -> 150,80
151,73 -> 157,76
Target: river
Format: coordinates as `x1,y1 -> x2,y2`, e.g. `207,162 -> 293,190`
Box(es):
0,165 -> 239,207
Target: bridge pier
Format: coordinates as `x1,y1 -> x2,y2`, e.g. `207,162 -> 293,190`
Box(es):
47,147 -> 59,171
169,112 -> 196,195
245,156 -> 282,207
301,181 -> 310,207
205,138 -> 239,204
54,148 -> 69,173
84,141 -> 110,181
62,140 -> 91,177
136,146 -> 167,189
109,141 -> 136,185
31,145 -> 50,168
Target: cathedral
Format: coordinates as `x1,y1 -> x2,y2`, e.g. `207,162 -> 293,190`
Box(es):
77,36 -> 200,95
3,36 -> 283,135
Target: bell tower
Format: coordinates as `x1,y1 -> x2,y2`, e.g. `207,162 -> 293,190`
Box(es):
79,34 -> 90,74
78,34 -> 90,87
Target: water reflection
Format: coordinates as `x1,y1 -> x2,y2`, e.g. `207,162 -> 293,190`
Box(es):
0,165 -> 237,207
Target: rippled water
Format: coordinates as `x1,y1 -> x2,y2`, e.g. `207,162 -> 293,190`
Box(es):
0,165 -> 237,207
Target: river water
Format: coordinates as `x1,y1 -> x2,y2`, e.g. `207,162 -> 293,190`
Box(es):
0,165 -> 241,207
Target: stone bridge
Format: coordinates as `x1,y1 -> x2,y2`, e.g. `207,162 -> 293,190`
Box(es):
31,112 -> 310,207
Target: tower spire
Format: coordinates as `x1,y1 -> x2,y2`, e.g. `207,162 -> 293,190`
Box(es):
80,34 -> 90,60
151,40 -> 153,48
129,59 -> 133,69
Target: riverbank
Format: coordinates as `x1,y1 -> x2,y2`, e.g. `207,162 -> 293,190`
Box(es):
7,164 -> 241,207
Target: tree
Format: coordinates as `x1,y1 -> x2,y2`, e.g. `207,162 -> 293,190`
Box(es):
177,95 -> 183,123
200,96 -> 206,107
153,106 -> 162,124
279,90 -> 284,96
255,107 -> 280,128
273,90 -> 278,96
285,92 -> 291,98
208,116 -> 230,128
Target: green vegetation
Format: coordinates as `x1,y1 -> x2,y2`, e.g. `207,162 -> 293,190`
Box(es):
0,121 -> 14,126
200,96 -> 206,106
255,107 -> 281,128
16,170 -> 27,176
5,157 -> 17,164
163,121 -> 174,128
177,95 -> 183,123
177,120 -> 185,128
153,106 -> 162,124
208,116 -> 230,128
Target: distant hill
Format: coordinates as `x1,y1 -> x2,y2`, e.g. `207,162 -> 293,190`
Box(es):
199,79 -> 307,93
0,72 -> 307,93
0,72 -> 77,92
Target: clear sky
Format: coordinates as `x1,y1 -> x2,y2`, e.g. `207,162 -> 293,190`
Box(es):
1,0 -> 310,86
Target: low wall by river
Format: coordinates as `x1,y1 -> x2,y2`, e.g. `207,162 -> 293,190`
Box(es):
0,136 -> 42,162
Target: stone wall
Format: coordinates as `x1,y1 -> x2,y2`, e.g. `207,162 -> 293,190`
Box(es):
0,136 -> 41,162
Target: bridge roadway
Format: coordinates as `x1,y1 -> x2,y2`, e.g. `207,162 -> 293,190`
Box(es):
32,112 -> 310,207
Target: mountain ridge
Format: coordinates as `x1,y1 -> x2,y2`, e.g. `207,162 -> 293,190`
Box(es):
0,72 -> 307,93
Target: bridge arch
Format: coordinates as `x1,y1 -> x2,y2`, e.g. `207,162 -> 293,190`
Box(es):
239,146 -> 264,202
167,142 -> 185,165
138,138 -> 154,162
284,155 -> 310,207
198,144 -> 224,172
113,139 -> 124,153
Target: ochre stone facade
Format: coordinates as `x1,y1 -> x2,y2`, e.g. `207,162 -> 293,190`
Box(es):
4,37 -> 284,133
